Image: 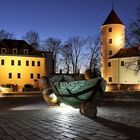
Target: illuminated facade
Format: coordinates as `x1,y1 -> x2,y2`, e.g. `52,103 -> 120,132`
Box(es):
0,39 -> 53,91
101,9 -> 140,91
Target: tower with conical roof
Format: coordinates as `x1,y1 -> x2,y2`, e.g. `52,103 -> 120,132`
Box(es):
101,8 -> 125,86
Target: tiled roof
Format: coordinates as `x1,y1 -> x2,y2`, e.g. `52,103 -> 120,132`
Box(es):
109,46 -> 140,59
102,9 -> 124,26
0,39 -> 43,56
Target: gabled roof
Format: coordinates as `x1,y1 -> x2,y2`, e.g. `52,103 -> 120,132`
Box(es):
0,39 -> 34,49
0,39 -> 44,56
102,9 -> 124,26
109,46 -> 140,59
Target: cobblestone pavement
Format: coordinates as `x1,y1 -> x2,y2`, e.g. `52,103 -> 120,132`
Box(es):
0,97 -> 140,140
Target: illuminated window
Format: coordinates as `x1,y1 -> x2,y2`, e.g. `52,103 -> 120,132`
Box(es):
109,39 -> 112,44
109,27 -> 112,32
32,61 -> 35,66
121,61 -> 124,66
13,48 -> 17,54
108,62 -> 111,67
9,73 -> 12,79
17,73 -> 21,78
24,49 -> 28,54
30,73 -> 34,79
1,59 -> 4,65
109,77 -> 112,82
1,48 -> 6,54
11,60 -> 14,65
26,60 -> 29,66
37,74 -> 40,79
109,50 -> 112,55
37,61 -> 40,66
18,60 -> 21,66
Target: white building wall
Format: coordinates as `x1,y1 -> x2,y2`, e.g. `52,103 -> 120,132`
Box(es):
108,57 -> 140,84
119,57 -> 140,84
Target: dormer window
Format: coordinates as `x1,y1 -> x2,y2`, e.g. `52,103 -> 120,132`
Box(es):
13,48 -> 17,54
1,48 -> 6,54
24,49 -> 28,54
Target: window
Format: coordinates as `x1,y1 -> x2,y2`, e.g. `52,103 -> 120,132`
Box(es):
9,73 -> 12,79
24,49 -> 28,54
30,73 -> 34,79
109,50 -> 112,55
109,27 -> 112,32
37,74 -> 40,79
109,39 -> 112,44
138,60 -> 140,69
109,77 -> 112,82
1,48 -> 6,54
32,61 -> 35,66
18,60 -> 21,66
37,61 -> 40,66
26,60 -> 29,66
13,48 -> 17,54
1,59 -> 4,65
108,62 -> 111,67
17,73 -> 21,78
137,60 -> 140,66
11,60 -> 14,65
121,61 -> 124,66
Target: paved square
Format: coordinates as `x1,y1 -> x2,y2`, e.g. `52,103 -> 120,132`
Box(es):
0,97 -> 140,140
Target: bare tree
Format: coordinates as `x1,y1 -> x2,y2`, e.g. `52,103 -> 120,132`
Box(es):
43,37 -> 61,73
22,30 -> 40,49
86,36 -> 101,77
126,4 -> 140,47
60,44 -> 72,73
124,57 -> 140,73
64,36 -> 86,74
0,29 -> 15,40
125,4 -> 140,72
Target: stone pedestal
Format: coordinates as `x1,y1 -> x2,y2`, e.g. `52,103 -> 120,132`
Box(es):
80,101 -> 97,119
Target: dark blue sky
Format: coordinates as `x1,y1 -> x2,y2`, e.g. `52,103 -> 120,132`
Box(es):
0,0 -> 139,41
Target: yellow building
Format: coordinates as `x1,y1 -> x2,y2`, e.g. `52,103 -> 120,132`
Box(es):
101,9 -> 140,91
0,39 -> 53,92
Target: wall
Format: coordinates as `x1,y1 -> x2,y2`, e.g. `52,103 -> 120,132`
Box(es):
101,24 -> 125,84
0,55 -> 46,91
119,57 -> 140,84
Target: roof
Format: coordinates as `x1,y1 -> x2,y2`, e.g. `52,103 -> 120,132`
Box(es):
102,9 -> 124,26
0,39 -> 44,56
109,46 -> 140,59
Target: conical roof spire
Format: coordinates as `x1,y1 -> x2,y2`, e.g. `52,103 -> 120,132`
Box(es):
102,9 -> 124,26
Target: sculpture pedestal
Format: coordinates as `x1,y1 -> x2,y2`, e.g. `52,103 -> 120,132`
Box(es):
80,101 -> 97,119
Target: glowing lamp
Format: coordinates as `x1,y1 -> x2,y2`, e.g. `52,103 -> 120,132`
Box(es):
43,90 -> 58,104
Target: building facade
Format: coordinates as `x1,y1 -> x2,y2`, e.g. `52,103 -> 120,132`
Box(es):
101,9 -> 140,91
0,39 -> 53,92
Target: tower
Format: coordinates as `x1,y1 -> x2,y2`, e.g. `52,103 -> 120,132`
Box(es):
101,9 -> 125,84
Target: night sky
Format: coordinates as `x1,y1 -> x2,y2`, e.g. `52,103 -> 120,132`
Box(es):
0,0 -> 139,41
